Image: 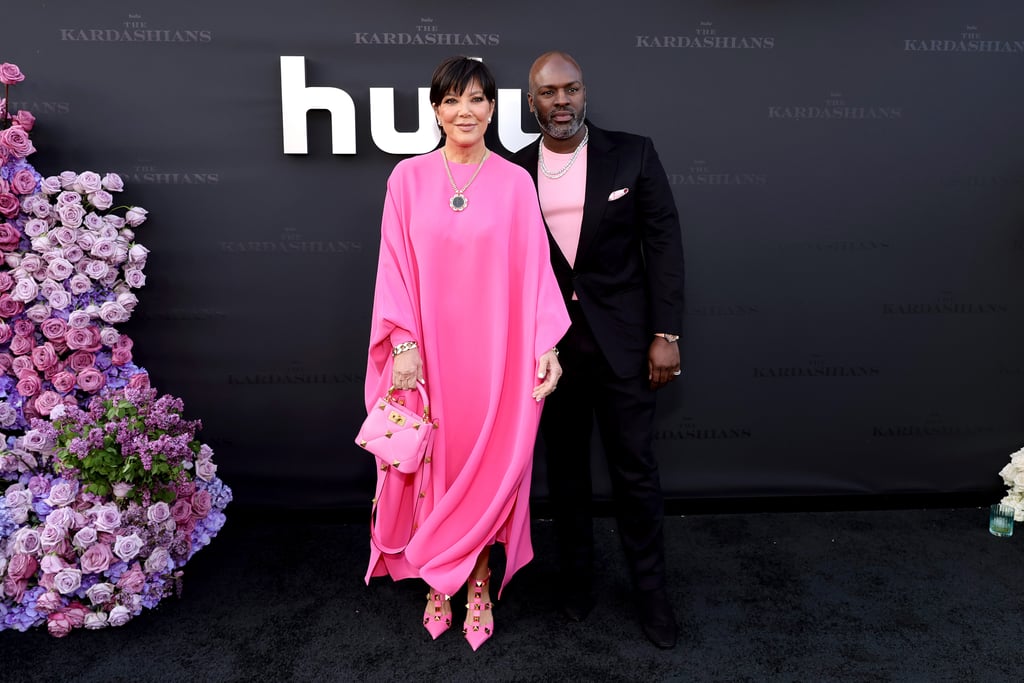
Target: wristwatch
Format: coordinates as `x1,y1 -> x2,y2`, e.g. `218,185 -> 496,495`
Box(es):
654,333 -> 680,343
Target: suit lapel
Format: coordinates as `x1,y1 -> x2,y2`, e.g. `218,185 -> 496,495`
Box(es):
575,124 -> 616,268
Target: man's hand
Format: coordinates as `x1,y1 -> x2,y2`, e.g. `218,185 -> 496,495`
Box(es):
648,337 -> 681,390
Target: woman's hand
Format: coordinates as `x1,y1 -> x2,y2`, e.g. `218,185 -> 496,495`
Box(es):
533,349 -> 562,401
392,347 -> 423,390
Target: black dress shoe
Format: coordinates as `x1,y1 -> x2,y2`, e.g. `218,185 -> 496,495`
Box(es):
636,588 -> 678,649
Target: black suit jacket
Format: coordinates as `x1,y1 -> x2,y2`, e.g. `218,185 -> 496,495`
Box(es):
511,122 -> 685,378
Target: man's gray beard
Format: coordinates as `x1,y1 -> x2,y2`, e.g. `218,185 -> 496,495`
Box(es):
535,103 -> 587,140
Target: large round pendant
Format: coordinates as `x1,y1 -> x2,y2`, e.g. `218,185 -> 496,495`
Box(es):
449,193 -> 467,212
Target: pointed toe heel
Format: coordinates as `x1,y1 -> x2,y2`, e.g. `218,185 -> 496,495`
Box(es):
423,590 -> 451,640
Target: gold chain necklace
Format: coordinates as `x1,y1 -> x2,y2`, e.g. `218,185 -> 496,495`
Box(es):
442,149 -> 490,212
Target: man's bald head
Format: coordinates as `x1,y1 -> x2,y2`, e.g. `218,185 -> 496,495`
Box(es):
529,51 -> 584,92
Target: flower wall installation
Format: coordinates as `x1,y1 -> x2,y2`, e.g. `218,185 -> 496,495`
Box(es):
0,62 -> 231,636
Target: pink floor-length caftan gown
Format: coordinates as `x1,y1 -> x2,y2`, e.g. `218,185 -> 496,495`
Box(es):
363,150 -> 569,597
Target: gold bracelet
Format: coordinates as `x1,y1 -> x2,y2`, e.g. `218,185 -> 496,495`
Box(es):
392,341 -> 418,357
551,347 -> 559,356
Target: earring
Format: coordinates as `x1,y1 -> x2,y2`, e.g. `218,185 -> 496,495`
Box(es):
487,118 -> 492,123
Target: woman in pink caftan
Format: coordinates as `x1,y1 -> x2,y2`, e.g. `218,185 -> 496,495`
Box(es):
363,57 -> 569,651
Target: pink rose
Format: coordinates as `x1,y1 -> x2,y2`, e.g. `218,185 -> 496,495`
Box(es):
13,110 -> 35,131
15,373 -> 41,397
39,524 -> 67,552
98,301 -> 129,324
0,321 -> 10,344
0,62 -> 26,85
114,335 -> 134,351
11,169 -> 37,195
0,223 -> 19,251
190,490 -> 213,518
35,590 -> 63,615
46,611 -> 74,638
25,303 -> 52,324
46,506 -> 77,530
11,277 -> 38,303
46,480 -> 77,507
40,554 -> 69,576
82,259 -> 109,281
88,191 -> 113,211
45,257 -> 74,280
0,126 -> 35,158
57,189 -> 81,205
13,319 -> 33,336
79,542 -> 114,573
112,482 -> 133,498
34,391 -> 62,416
67,273 -> 92,294
76,172 -> 102,193
107,604 -> 132,627
116,564 -> 146,593
64,602 -> 89,627
170,499 -> 193,523
6,553 -> 39,581
40,176 -> 61,194
68,350 -> 96,372
0,271 -> 12,291
127,372 -> 150,391
51,371 -> 76,393
31,341 -> 58,371
76,368 -> 106,393
0,193 -> 19,219
65,326 -> 101,351
111,347 -> 132,366
3,576 -> 27,603
38,317 -> 66,341
67,310 -> 91,329
0,293 -> 24,317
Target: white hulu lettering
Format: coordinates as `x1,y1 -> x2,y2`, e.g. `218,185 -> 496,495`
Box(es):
280,56 -> 356,154
280,56 -> 540,155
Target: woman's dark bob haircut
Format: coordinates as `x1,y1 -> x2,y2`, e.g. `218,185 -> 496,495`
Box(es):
429,56 -> 497,106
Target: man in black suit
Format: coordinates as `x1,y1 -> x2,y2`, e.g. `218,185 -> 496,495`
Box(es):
511,51 -> 685,649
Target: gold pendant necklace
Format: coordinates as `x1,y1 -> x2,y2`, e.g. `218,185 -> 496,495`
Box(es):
442,149 -> 489,212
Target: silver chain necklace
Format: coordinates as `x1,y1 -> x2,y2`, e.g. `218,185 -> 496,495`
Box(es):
539,126 -> 589,180
442,149 -> 489,212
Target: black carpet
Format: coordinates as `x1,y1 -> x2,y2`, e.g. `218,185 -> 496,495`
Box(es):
2,507 -> 1021,682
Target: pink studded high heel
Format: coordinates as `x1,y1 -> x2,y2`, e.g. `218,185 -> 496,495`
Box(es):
423,590 -> 451,639
463,570 -> 493,651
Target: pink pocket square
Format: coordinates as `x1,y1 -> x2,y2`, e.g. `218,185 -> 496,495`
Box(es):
608,188 -> 630,201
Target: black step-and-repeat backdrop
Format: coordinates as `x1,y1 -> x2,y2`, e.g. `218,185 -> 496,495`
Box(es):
5,1 -> 1023,508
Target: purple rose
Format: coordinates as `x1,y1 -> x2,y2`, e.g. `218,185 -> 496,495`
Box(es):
45,258 -> 74,281
39,316 -> 68,340
84,612 -> 108,630
98,301 -> 129,324
67,310 -> 91,329
143,547 -> 171,574
91,505 -> 121,532
57,189 -> 81,204
170,499 -> 193,523
25,302 -> 53,324
107,604 -> 132,627
56,202 -> 85,229
79,542 -> 114,573
68,273 -> 92,294
40,554 -> 69,575
147,501 -> 171,524
45,480 -> 77,507
4,487 -> 32,508
53,568 -> 82,595
101,173 -> 124,192
40,176 -> 61,194
99,326 -> 120,347
113,533 -> 144,562
112,482 -> 133,499
72,526 -> 98,549
39,524 -> 67,552
85,582 -> 114,606
77,172 -> 102,193
82,259 -> 109,281
46,506 -> 77,530
124,207 -> 148,227
11,277 -> 39,303
13,110 -> 35,131
88,191 -> 113,210
196,459 -> 218,482
124,268 -> 146,288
